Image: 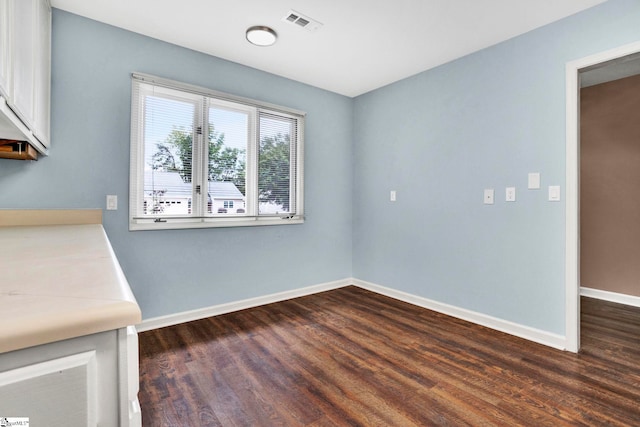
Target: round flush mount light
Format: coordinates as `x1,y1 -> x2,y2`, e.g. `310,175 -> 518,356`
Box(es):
246,26 -> 277,47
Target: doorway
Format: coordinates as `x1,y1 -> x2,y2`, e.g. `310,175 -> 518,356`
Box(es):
565,41 -> 640,353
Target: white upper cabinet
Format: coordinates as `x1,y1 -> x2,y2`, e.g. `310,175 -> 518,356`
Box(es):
11,0 -> 36,130
0,0 -> 51,154
33,0 -> 51,146
0,0 -> 11,98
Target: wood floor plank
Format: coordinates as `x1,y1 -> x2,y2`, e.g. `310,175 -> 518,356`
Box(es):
138,288 -> 640,426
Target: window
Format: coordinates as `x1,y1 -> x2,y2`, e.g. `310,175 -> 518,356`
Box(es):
129,74 -> 304,230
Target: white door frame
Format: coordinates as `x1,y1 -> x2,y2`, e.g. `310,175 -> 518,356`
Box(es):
564,40 -> 640,353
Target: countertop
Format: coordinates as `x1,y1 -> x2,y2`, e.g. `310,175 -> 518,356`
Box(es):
0,223 -> 141,354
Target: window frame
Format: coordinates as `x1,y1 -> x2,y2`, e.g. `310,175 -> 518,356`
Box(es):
129,73 -> 305,231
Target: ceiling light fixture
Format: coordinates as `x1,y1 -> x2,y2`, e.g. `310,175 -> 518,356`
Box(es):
246,26 -> 277,47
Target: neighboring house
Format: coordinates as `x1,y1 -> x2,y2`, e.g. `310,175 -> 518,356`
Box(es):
208,181 -> 245,214
143,170 -> 244,215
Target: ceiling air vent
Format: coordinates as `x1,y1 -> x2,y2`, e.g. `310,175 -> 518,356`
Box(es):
282,10 -> 322,32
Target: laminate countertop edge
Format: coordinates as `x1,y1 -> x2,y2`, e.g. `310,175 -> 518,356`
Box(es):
0,223 -> 142,354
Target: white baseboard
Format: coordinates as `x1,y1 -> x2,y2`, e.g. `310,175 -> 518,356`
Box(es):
352,279 -> 567,351
137,277 -> 567,351
136,278 -> 352,332
581,287 -> 640,308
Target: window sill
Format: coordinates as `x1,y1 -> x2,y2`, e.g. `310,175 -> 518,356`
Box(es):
129,216 -> 304,231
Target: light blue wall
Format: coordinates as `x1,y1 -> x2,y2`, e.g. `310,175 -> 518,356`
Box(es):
2,1 -> 639,334
0,10 -> 354,319
353,0 -> 640,335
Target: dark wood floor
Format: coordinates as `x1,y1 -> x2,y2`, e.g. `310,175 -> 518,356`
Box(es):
138,286 -> 640,426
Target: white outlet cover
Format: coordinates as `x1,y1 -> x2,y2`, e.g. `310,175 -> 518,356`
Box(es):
506,187 -> 516,202
106,195 -> 118,210
484,189 -> 494,205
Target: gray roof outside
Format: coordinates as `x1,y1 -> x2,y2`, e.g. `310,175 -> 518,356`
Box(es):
144,170 -> 243,199
208,181 -> 244,199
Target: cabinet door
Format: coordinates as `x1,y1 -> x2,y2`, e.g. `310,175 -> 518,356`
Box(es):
10,0 -> 36,130
0,330 -> 121,426
0,351 -> 98,426
0,0 -> 11,97
32,0 -> 50,147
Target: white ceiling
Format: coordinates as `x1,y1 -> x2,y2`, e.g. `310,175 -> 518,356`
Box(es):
50,0 -> 607,97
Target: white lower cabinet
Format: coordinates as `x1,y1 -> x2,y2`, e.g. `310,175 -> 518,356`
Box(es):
0,327 -> 140,426
119,326 -> 142,427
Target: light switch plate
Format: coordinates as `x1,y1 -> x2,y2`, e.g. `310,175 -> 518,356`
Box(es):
106,195 -> 118,210
548,186 -> 560,202
506,187 -> 516,202
528,172 -> 540,189
390,190 -> 397,202
484,189 -> 494,205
